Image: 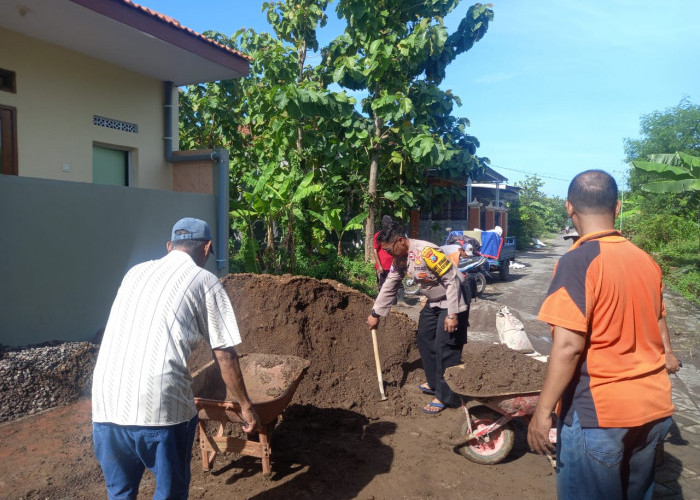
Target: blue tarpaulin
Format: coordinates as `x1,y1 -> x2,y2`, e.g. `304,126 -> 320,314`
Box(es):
480,231 -> 503,260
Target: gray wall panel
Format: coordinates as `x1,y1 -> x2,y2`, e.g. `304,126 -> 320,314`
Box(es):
0,175 -> 218,346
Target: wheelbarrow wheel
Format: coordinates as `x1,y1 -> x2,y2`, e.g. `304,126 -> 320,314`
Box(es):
457,408 -> 514,465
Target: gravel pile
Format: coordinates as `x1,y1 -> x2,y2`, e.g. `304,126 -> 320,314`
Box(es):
0,341 -> 99,423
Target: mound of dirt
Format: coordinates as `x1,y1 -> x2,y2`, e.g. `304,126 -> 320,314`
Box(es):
444,343 -> 547,397
189,274 -> 420,418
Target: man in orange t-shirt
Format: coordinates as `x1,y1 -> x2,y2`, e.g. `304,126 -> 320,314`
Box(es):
527,170 -> 679,500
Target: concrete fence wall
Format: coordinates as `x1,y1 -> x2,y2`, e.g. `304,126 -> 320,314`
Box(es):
0,175 -> 219,346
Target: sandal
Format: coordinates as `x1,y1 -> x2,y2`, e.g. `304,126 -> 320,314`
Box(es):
422,401 -> 446,414
417,383 -> 435,395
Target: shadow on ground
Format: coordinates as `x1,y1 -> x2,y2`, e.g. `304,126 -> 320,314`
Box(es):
212,405 -> 397,500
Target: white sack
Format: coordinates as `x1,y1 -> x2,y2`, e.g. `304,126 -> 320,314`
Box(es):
496,306 -> 535,354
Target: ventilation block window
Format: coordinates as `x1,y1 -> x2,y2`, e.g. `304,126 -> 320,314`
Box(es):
0,68 -> 16,93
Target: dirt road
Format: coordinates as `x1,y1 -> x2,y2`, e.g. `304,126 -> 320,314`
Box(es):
1,234 -> 697,500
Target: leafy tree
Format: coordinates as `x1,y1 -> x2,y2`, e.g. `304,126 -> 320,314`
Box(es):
324,1 -> 493,259
179,0 -> 495,273
623,98 -> 699,305
624,98 -> 700,220
180,2 -> 360,272
509,175 -> 566,248
624,98 -> 699,162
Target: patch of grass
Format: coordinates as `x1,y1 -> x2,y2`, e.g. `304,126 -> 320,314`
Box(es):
665,267 -> 700,306
294,250 -> 377,297
227,240 -> 378,296
654,239 -> 700,306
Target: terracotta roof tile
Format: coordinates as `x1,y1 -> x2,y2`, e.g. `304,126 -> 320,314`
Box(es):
122,0 -> 251,62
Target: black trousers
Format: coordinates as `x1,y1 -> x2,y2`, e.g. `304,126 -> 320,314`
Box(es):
416,304 -> 468,407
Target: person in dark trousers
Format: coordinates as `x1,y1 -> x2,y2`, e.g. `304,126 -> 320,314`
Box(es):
527,170 -> 679,500
366,221 -> 470,414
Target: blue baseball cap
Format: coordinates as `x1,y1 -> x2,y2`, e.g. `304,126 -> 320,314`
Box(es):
171,218 -> 214,253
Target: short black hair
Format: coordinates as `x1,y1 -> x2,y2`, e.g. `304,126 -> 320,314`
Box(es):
377,221 -> 404,244
567,170 -> 618,215
171,239 -> 208,255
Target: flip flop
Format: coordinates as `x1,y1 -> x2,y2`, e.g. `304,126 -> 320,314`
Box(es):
417,383 -> 435,395
422,401 -> 446,414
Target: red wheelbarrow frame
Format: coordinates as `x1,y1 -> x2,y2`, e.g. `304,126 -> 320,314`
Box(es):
456,391 -> 556,466
460,392 -> 540,443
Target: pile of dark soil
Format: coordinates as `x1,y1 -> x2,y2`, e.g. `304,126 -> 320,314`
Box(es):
444,343 -> 547,397
189,274 -> 421,418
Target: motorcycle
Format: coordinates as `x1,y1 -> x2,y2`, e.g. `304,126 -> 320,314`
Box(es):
458,255 -> 490,297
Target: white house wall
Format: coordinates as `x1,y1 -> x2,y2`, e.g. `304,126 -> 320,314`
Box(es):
0,27 -> 172,189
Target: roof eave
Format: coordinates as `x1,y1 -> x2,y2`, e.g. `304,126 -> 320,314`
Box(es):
68,0 -> 250,79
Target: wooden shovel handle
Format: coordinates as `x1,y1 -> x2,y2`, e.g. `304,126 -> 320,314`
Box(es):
371,328 -> 387,399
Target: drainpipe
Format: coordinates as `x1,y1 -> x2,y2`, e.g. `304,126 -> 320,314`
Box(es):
163,81 -> 229,274
211,147 -> 229,273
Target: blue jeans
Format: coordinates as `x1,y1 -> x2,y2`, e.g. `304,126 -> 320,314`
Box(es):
93,416 -> 198,500
556,411 -> 672,500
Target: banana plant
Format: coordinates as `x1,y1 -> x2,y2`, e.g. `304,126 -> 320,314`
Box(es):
308,209 -> 368,255
631,152 -> 700,193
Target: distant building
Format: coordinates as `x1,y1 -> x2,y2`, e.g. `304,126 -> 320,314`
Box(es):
412,165 -> 520,243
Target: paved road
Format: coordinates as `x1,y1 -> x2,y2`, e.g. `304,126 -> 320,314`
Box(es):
395,234 -> 700,499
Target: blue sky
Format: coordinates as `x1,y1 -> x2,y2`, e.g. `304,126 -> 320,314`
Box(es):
140,0 -> 699,197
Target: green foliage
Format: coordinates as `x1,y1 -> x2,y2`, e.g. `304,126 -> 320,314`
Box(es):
654,237 -> 700,307
294,250 -> 378,296
624,98 -> 699,222
632,152 -> 700,193
229,247 -> 377,296
308,209 -> 368,255
325,0 -> 494,257
625,213 -> 696,253
624,98 -> 699,163
622,98 -> 700,303
179,0 -> 494,272
508,175 -> 567,248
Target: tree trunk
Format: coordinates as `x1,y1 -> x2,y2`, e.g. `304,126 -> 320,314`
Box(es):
365,110 -> 382,261
296,39 -> 306,154
286,218 -> 295,272
264,219 -> 276,273
286,39 -> 308,269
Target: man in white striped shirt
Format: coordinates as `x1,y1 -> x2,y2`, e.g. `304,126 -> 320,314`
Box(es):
92,217 -> 259,500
